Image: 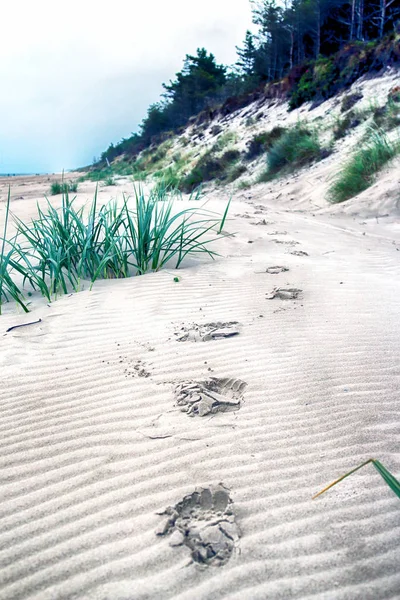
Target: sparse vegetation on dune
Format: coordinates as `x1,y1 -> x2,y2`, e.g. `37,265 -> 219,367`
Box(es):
332,109 -> 369,140
329,128 -> 399,203
180,148 -> 244,193
0,187 -> 231,313
245,127 -> 286,160
257,124 -> 330,182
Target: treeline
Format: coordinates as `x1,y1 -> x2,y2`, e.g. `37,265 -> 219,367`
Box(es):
100,0 -> 400,165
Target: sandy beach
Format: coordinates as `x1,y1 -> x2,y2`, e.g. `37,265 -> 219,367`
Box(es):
0,167 -> 399,599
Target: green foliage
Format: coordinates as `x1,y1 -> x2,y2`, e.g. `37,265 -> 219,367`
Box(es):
50,180 -> 78,195
180,149 -> 242,192
289,32 -> 400,110
328,128 -> 399,203
103,175 -> 116,186
0,187 -> 230,312
245,127 -> 286,160
267,125 -> 327,175
153,167 -> 182,194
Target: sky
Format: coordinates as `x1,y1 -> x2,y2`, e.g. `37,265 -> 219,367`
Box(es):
0,0 -> 254,173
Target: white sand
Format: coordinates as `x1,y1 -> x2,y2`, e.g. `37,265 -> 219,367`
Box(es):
1,73 -> 400,599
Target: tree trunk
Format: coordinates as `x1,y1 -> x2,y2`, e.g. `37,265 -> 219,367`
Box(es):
379,0 -> 386,38
289,29 -> 294,71
357,0 -> 364,40
315,0 -> 321,58
350,0 -> 356,40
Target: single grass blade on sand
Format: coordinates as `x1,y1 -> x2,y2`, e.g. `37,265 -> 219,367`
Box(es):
313,458 -> 400,500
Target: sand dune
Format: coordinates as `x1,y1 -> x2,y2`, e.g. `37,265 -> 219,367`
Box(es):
1,183 -> 399,599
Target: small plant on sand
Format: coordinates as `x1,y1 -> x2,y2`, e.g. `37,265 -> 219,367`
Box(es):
328,128 -> 399,203
313,458 -> 400,500
50,180 -> 78,195
103,175 -> 116,186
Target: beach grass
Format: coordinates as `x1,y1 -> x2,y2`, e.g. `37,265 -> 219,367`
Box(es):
1,186 -> 230,311
328,128 -> 399,203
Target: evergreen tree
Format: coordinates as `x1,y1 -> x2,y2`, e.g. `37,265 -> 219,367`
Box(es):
236,31 -> 258,76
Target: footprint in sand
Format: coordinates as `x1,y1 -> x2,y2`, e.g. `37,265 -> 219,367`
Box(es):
266,287 -> 302,300
271,239 -> 299,245
156,484 -> 240,566
175,377 -> 247,417
265,266 -> 289,274
290,250 -> 309,256
175,322 -> 240,342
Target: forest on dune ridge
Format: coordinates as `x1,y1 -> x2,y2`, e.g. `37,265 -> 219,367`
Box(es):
99,0 -> 400,164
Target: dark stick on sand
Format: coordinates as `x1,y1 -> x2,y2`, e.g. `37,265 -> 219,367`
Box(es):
6,318 -> 42,333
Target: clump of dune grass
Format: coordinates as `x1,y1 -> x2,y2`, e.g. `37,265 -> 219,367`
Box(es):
50,180 -> 78,195
257,124 -> 329,182
103,175 -> 116,186
313,458 -> 400,500
268,125 -> 327,174
245,127 -> 286,160
328,128 -> 399,203
0,186 -> 230,312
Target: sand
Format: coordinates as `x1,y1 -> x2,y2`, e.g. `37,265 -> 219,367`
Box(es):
1,169 -> 399,599
1,70 -> 400,598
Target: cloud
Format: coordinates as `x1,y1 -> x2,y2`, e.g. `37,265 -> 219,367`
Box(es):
0,0 -> 253,172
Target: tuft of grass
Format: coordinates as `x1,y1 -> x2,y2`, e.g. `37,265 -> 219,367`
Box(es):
328,128 -> 399,203
245,127 -> 286,160
50,180 -> 78,195
313,458 -> 400,500
237,179 -> 252,190
1,186 -> 230,312
103,175 -> 116,186
266,125 -> 328,176
153,167 -> 181,195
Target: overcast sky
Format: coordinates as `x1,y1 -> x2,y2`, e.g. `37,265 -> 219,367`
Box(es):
0,0 -> 253,173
